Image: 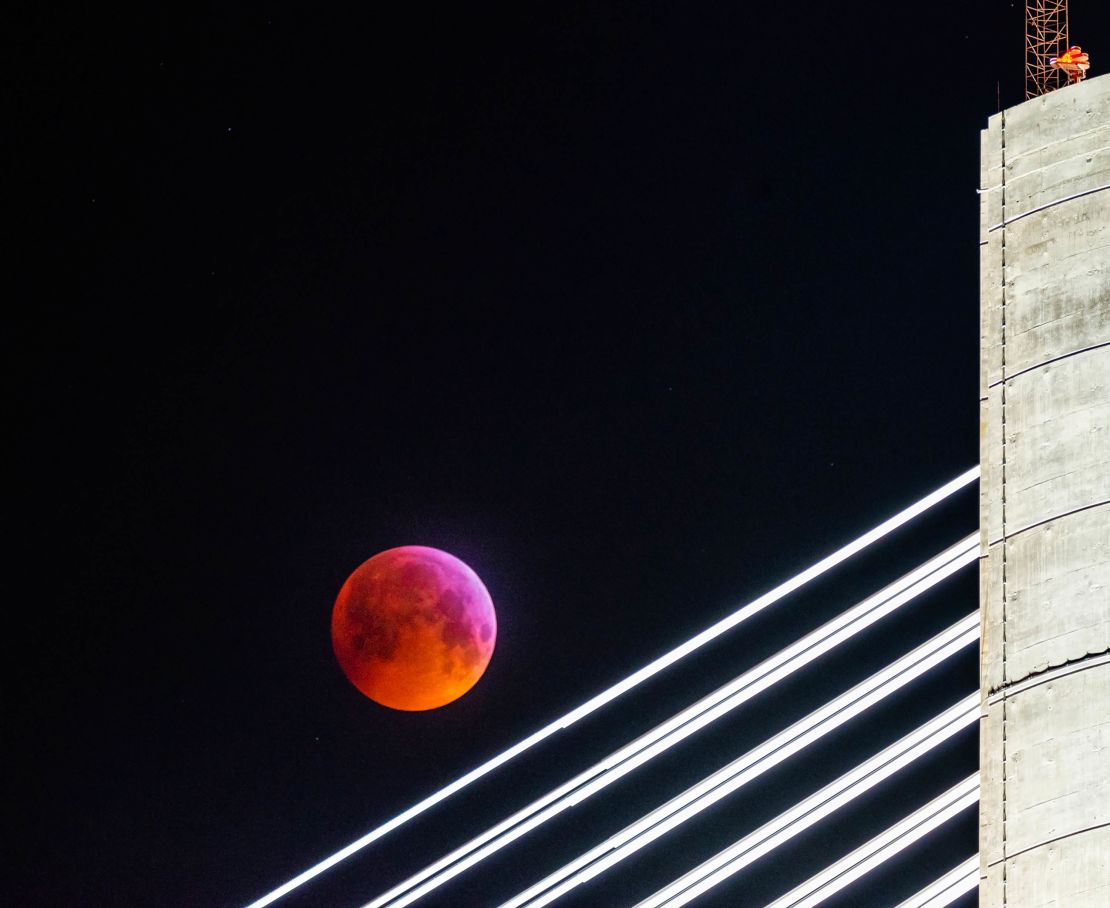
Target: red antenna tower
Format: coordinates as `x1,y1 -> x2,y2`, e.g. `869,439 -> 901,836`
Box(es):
1026,1 -> 1069,97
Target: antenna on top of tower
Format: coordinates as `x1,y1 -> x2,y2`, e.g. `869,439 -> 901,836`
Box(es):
1026,1 -> 1091,98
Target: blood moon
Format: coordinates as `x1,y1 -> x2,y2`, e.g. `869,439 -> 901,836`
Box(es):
331,546 -> 497,711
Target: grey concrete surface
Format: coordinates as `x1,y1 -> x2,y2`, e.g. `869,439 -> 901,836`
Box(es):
979,73 -> 1110,906
981,824 -> 1110,908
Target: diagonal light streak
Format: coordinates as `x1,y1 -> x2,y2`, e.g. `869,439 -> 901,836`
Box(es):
892,857 -> 978,908
243,468 -> 979,908
635,695 -> 980,908
499,614 -> 979,908
760,775 -> 979,908
366,536 -> 978,908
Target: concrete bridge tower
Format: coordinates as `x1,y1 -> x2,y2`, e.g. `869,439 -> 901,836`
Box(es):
979,72 -> 1110,905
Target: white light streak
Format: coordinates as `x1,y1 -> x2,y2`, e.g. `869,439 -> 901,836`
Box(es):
367,538 -> 978,908
892,858 -> 978,908
761,775 -> 979,908
499,614 -> 979,908
635,695 -> 980,908
243,468 -> 979,908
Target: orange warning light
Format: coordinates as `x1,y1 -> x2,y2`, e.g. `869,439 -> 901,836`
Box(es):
1050,46 -> 1091,84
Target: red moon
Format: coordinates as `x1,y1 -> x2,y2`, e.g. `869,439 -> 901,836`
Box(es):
331,546 -> 497,711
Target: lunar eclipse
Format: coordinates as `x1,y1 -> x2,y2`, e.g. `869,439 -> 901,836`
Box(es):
331,546 -> 497,711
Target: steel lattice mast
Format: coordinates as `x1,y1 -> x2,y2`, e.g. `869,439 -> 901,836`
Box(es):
1025,0 -> 1069,97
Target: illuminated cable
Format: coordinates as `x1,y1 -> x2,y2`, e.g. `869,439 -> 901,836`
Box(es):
892,858 -> 978,908
760,775 -> 979,908
500,614 -> 979,908
243,468 -> 979,908
367,538 -> 978,908
635,695 -> 980,908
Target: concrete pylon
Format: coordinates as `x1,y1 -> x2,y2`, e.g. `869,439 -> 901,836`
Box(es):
979,74 -> 1110,905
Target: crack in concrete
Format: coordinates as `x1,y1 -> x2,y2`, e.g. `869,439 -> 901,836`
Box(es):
987,646 -> 1110,697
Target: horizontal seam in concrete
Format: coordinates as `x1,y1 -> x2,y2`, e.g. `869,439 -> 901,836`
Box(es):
1013,303 -> 1110,338
987,498 -> 1110,546
987,341 -> 1110,388
1014,622 -> 1110,654
987,649 -> 1110,702
984,820 -> 1110,867
1001,123 -> 1110,167
987,182 -> 1110,231
1004,143 -> 1110,183
1054,240 -> 1110,265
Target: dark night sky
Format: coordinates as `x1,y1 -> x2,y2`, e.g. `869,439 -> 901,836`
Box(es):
14,3 -> 1108,907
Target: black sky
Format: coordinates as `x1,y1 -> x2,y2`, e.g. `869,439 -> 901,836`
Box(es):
15,3 -> 1108,907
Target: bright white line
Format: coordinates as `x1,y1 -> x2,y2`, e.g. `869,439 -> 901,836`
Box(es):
500,615 -> 979,908
367,538 -> 978,908
893,858 -> 978,908
761,775 -> 979,908
636,695 -> 980,908
242,468 -> 979,908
